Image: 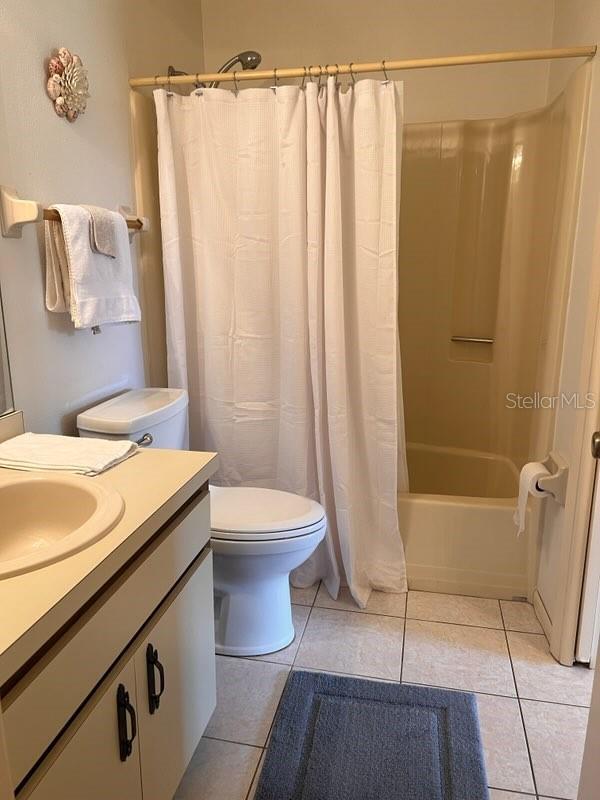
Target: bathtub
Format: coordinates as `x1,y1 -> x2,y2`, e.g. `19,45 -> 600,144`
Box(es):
399,443 -> 530,600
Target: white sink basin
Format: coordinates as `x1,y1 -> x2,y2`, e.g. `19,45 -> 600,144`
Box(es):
0,472 -> 124,579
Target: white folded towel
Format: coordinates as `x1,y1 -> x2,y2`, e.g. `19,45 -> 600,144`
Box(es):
0,433 -> 138,476
45,204 -> 142,329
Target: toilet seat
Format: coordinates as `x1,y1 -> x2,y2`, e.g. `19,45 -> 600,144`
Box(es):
209,485 -> 326,542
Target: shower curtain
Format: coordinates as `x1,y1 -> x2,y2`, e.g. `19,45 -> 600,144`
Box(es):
154,77 -> 409,607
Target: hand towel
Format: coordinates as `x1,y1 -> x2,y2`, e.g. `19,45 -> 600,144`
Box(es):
82,205 -> 119,258
0,433 -> 138,476
45,204 -> 142,329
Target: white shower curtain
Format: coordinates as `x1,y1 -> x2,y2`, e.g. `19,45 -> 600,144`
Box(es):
154,77 -> 409,607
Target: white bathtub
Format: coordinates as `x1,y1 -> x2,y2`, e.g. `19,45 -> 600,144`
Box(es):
399,443 -> 530,599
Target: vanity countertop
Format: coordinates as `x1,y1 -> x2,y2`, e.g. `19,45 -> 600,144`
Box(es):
0,448 -> 218,685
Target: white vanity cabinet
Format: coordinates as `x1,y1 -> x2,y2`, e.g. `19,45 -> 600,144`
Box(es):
2,481 -> 217,800
24,549 -> 215,800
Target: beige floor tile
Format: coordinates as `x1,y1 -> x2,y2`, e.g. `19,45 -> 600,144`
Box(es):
407,591 -> 503,629
488,792 -> 535,799
290,582 -> 319,606
205,657 -> 290,746
403,619 -> 515,695
476,693 -> 535,794
500,601 -> 543,634
295,607 -> 404,680
251,605 -> 310,665
293,665 -> 398,683
508,631 -> 594,706
521,699 -> 589,800
315,584 -> 407,617
174,738 -> 262,800
246,751 -> 265,800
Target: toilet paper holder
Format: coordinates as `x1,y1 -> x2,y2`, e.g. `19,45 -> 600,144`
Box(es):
536,451 -> 569,506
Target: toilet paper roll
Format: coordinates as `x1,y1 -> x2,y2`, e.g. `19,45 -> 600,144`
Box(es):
513,461 -> 551,536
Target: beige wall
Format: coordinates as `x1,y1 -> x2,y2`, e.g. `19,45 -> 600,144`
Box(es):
125,0 -> 204,79
0,0 -> 146,434
126,0 -> 204,387
549,0 -> 598,97
200,0 -> 554,122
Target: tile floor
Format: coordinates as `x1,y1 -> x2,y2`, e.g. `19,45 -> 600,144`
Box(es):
174,587 -> 594,800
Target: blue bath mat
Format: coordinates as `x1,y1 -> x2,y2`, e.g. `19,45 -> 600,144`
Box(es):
255,671 -> 489,800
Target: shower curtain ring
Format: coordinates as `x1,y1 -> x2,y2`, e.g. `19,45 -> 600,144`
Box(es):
233,70 -> 240,94
301,66 -> 307,89
349,62 -> 356,84
381,59 -> 390,84
271,67 -> 278,92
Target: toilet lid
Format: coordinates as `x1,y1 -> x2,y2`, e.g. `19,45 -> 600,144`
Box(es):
210,486 -> 326,540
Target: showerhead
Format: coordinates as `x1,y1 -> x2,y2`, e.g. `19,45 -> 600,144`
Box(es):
237,51 -> 262,71
210,50 -> 262,87
167,50 -> 263,90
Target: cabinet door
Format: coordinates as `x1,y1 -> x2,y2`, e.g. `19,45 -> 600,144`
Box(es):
25,660 -> 142,800
134,549 -> 216,800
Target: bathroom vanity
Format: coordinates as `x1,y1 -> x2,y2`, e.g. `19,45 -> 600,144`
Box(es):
0,436 -> 218,799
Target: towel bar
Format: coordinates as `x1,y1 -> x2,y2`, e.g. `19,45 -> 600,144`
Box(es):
42,208 -> 144,230
451,336 -> 495,344
0,186 -> 148,239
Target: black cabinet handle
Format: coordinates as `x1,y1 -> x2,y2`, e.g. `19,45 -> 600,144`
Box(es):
117,684 -> 137,762
146,643 -> 166,714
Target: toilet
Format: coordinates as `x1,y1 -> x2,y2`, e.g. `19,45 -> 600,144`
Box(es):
210,486 -> 325,655
77,388 -> 326,656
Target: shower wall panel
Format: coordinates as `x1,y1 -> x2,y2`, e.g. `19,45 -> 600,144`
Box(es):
399,65 -> 589,469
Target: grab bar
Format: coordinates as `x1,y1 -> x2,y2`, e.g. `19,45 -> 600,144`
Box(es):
451,336 -> 495,344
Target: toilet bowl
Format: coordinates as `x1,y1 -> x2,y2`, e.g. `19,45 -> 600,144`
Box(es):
210,486 -> 326,655
77,389 -> 326,657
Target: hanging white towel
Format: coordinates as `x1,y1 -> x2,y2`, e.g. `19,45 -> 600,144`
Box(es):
45,204 -> 141,329
0,432 -> 138,476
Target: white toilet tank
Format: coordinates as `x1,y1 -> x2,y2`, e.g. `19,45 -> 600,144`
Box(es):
77,388 -> 189,449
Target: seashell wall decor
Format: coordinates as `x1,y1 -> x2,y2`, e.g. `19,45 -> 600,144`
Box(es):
45,47 -> 90,122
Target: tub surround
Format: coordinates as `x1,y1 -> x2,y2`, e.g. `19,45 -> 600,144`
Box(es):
406,442 -> 518,499
399,65 -> 590,469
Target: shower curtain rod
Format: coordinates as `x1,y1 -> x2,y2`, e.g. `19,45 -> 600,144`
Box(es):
129,45 -> 596,88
